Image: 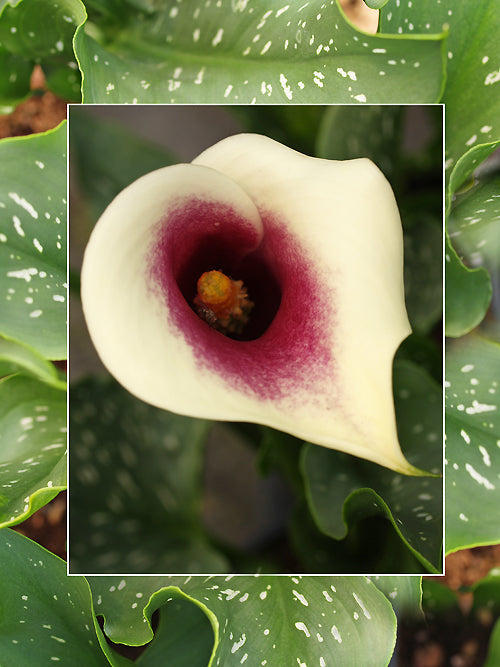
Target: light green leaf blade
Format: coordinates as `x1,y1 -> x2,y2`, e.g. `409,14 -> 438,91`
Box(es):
69,377 -> 228,574
0,374 -> 66,528
74,0 -> 445,104
302,361 -> 443,573
380,0 -> 500,187
444,235 -> 492,338
445,335 -> 500,553
0,530 -> 111,666
449,143 -> 500,203
0,334 -> 64,387
0,123 -> 67,360
88,574 -> 397,665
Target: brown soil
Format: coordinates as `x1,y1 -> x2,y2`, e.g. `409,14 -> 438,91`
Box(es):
0,90 -> 67,139
398,548 -> 500,667
0,66 -> 67,139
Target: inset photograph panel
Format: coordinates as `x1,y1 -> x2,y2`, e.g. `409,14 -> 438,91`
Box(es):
68,104 -> 444,575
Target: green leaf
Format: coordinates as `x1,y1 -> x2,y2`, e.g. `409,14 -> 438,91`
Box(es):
229,105 -> 326,157
69,106 -> 177,220
379,0 -> 500,186
0,47 -> 32,112
302,361 -> 443,573
0,335 -> 64,387
444,235 -> 492,338
316,104 -> 404,179
0,373 -> 66,528
370,575 -> 424,619
471,567 -> 500,619
0,0 -> 85,99
74,0 -> 446,104
445,335 -> 500,553
449,142 -> 500,202
395,332 -> 442,384
69,377 -> 228,574
404,217 -> 443,334
364,0 -> 390,8
88,574 -> 397,665
0,0 -> 84,59
421,578 -> 461,620
484,618 -> 500,667
289,499 -> 427,574
137,599 -> 214,667
0,529 -> 111,666
0,123 -> 67,360
448,171 -> 500,271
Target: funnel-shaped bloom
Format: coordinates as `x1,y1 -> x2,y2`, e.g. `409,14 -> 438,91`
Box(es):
81,134 -> 418,474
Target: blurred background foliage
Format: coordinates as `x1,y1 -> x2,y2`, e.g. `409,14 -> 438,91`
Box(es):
69,104 -> 444,576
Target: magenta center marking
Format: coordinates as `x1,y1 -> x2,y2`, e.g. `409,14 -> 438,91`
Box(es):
149,197 -> 335,403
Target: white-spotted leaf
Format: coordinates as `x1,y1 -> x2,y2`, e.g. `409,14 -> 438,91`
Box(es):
380,0 -> 500,188
0,0 -> 85,102
445,335 -> 500,553
87,574 -> 397,665
0,123 -> 67,359
74,0 -> 446,104
448,171 -> 500,271
0,373 -> 66,528
0,529 -> 113,666
370,575 -> 423,620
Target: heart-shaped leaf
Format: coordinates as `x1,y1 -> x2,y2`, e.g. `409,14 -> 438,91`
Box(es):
445,335 -> 500,553
0,123 -> 67,359
0,373 -> 66,528
88,574 -> 397,665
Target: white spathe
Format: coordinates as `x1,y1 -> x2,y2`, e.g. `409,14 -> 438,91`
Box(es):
81,133 -> 419,475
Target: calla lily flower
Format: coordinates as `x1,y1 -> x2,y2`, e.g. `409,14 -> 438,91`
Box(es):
81,133 -> 420,475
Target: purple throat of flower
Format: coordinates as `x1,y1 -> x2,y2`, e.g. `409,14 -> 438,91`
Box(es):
148,197 -> 335,402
